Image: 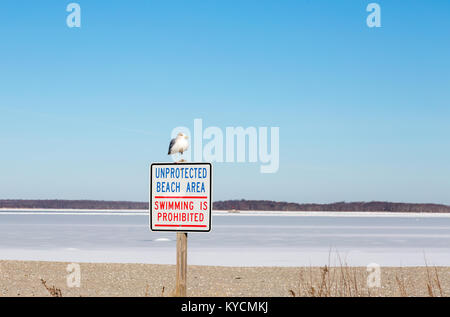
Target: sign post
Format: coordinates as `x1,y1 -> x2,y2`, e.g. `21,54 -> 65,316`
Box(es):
150,162 -> 212,296
175,232 -> 187,296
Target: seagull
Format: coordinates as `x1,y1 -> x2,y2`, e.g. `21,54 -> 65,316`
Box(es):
168,132 -> 189,161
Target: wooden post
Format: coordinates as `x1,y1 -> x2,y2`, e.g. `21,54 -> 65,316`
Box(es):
175,232 -> 188,296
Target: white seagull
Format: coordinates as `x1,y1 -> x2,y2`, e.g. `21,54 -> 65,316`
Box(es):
168,133 -> 189,161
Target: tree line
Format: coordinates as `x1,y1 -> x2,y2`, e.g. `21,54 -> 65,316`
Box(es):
0,199 -> 449,213
213,200 -> 450,213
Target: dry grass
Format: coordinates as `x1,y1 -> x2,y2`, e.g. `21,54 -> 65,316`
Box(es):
289,253 -> 447,297
288,252 -> 372,297
290,265 -> 369,297
40,279 -> 62,297
394,268 -> 408,297
425,261 -> 445,297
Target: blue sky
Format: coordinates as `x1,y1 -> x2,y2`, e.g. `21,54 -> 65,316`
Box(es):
0,0 -> 449,204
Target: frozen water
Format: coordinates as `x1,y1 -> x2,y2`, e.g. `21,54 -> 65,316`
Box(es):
0,210 -> 449,267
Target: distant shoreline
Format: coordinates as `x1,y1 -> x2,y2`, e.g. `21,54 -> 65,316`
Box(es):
2,209 -> 450,218
1,199 -> 449,213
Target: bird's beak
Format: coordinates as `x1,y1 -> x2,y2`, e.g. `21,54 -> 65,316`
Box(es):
184,135 -> 189,139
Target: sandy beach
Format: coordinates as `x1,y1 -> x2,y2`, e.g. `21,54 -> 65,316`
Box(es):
0,260 -> 448,297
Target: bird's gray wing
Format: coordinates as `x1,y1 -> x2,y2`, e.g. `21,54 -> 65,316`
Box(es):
168,138 -> 176,155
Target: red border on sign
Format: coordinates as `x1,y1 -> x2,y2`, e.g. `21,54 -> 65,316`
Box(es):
154,224 -> 207,227
150,162 -> 213,233
154,196 -> 207,199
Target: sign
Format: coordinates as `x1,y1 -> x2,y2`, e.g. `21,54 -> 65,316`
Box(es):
150,162 -> 212,232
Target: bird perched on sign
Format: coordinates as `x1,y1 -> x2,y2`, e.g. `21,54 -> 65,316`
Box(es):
168,132 -> 189,161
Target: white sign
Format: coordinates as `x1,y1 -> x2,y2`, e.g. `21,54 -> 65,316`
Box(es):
150,162 -> 212,232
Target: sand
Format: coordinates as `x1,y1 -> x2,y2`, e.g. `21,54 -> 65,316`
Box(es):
0,260 -> 449,297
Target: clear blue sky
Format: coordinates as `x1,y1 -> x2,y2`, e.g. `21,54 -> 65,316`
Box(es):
1,1 -> 449,204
